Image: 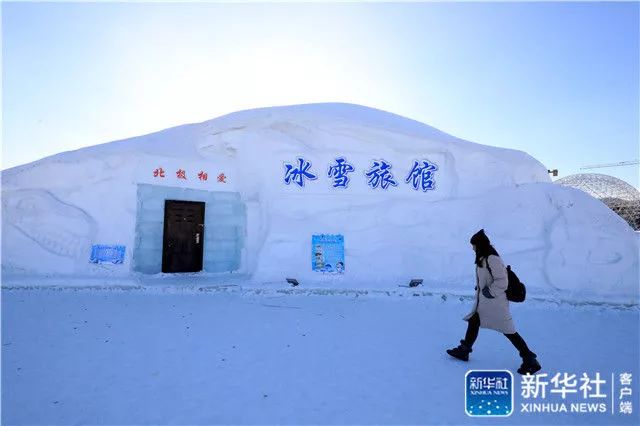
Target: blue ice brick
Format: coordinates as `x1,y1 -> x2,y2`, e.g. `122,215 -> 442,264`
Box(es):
207,226 -> 241,241
205,248 -> 238,262
211,192 -> 241,203
206,203 -> 235,215
206,215 -> 244,227
205,260 -> 238,273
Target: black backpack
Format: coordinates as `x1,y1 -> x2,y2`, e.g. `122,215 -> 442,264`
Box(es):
486,259 -> 527,303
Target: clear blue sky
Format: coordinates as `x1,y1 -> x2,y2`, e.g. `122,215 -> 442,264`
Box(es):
3,1 -> 639,187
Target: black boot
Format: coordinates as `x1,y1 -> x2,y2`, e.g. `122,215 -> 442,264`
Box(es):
517,352 -> 541,375
446,340 -> 472,361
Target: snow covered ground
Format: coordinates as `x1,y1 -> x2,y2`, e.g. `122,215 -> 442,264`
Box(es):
2,285 -> 638,425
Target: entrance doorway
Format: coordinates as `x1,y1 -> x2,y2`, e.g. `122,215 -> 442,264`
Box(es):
162,200 -> 205,273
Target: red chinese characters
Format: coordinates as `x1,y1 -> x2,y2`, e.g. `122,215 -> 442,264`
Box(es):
152,167 -> 225,182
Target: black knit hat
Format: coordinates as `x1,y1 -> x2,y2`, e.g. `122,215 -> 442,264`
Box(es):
470,229 -> 490,246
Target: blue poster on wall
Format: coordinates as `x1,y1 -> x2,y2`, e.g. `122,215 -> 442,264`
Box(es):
90,245 -> 126,264
312,234 -> 345,274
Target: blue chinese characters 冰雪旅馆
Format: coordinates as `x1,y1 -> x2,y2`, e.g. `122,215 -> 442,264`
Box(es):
327,157 -> 355,189
284,158 -> 318,188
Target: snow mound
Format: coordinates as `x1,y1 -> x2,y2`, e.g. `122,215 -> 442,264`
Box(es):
2,103 -> 637,303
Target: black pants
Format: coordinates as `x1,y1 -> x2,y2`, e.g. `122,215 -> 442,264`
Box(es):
464,312 -> 533,358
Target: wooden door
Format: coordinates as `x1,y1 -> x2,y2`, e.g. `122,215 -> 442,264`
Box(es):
162,200 -> 205,273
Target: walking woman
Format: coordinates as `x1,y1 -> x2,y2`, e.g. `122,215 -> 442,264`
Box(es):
446,229 -> 541,375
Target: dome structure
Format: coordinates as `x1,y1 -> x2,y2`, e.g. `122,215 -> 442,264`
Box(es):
556,173 -> 640,230
2,104 -> 638,302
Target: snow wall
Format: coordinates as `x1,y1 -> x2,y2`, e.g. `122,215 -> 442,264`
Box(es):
2,103 -> 638,303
